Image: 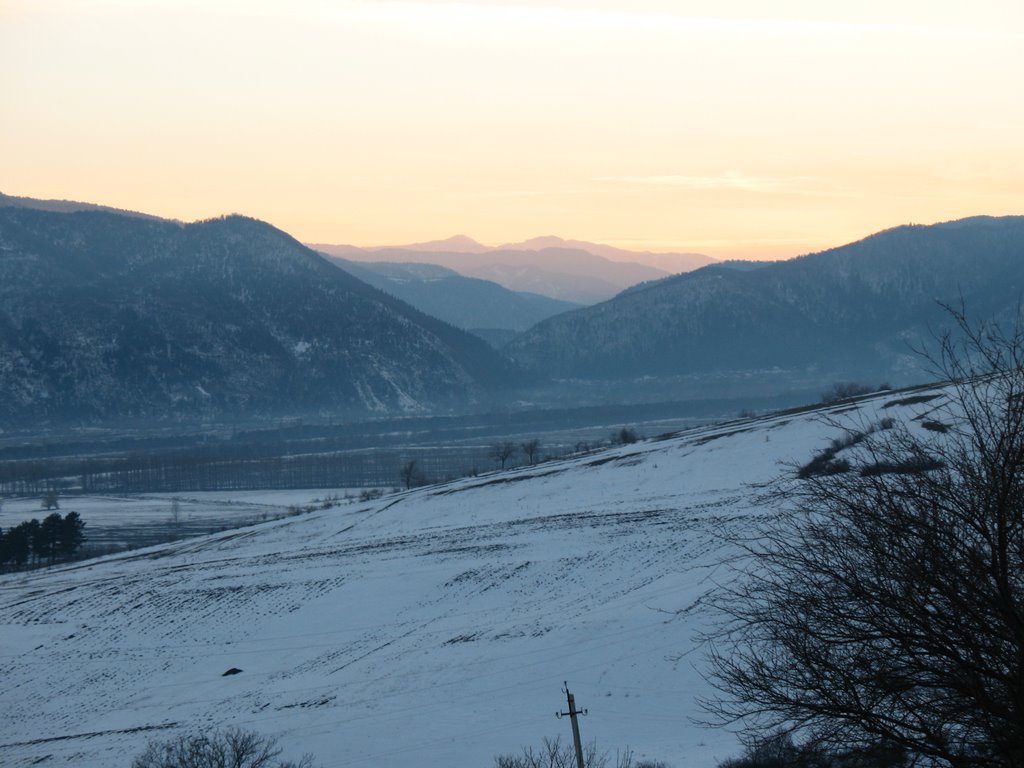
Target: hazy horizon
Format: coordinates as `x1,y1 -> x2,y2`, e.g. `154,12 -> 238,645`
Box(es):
6,190 -> 1014,267
3,1 -> 1023,260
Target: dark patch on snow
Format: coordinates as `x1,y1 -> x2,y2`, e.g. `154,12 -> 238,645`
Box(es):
692,427 -> 752,446
422,543 -> 510,557
586,452 -> 645,467
0,722 -> 178,748
278,695 -> 335,710
430,468 -> 565,494
883,393 -> 942,408
444,632 -> 484,645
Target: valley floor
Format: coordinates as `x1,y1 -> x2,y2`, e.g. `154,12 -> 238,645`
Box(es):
0,387 -> 948,768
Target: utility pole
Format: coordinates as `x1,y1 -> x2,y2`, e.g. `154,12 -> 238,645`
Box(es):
556,681 -> 587,768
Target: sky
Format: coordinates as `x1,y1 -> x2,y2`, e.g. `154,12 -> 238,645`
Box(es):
2,0 -> 1023,260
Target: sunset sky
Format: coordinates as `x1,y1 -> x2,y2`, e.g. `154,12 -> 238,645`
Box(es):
3,0 -> 1023,260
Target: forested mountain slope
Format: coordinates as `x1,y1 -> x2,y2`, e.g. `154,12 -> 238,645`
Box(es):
0,207 -> 519,425
326,257 -> 580,335
505,216 -> 1024,383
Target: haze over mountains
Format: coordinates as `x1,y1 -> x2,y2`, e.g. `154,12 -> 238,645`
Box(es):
0,192 -> 163,221
507,216 -> 1024,391
312,236 -> 708,304
325,258 -> 580,346
3,193 -> 1024,429
3,198 -> 1024,761
498,235 -> 716,274
315,234 -> 714,273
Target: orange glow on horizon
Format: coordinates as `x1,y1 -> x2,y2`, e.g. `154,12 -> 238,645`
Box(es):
2,1 -> 1022,261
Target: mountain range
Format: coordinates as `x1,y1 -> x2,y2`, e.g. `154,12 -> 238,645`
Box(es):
506,216 -> 1024,390
323,257 -> 580,344
497,235 -> 716,274
0,206 -> 518,425
4,193 -> 1024,428
0,192 -> 164,221
311,238 -> 706,304
317,234 -> 715,273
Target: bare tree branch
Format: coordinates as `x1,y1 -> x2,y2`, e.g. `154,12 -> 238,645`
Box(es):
703,306 -> 1024,767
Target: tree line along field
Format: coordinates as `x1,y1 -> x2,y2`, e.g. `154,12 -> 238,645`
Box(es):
0,441 -> 589,496
0,490 -> 361,567
0,404 -> 708,571
0,400 -> 718,497
0,405 -> 704,570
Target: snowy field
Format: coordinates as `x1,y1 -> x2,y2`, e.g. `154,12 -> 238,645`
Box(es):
0,388 -> 948,768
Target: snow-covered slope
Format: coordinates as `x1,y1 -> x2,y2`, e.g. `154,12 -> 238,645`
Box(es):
0,388 -> 949,768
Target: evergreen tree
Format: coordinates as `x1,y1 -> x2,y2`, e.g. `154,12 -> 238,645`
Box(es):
6,522 -> 32,567
38,512 -> 62,564
25,519 -> 43,565
59,511 -> 85,559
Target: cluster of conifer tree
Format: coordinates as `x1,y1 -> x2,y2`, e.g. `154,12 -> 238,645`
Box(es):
0,511 -> 85,570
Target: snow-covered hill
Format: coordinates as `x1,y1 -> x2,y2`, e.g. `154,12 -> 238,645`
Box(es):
0,388 -> 949,768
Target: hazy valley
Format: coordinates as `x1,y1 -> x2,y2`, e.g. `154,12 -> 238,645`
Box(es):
0,382 -> 956,768
4,199 -> 1024,433
3,196 -> 1024,768
7,2 -> 1024,765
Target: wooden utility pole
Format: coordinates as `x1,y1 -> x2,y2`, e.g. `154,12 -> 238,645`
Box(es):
556,681 -> 587,768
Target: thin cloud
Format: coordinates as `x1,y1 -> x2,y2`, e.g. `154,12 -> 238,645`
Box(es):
352,2 -> 1024,42
594,173 -> 819,194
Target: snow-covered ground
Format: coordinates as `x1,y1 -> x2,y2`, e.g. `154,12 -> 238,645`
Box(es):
0,388 -> 948,768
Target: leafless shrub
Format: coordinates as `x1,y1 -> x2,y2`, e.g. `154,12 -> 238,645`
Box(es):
494,736 -> 664,768
131,728 -> 316,768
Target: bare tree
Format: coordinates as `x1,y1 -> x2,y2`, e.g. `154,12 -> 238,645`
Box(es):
716,731 -> 907,768
819,381 -> 875,403
169,498 -> 181,538
704,310 -> 1024,767
131,727 -> 316,768
494,736 -> 653,768
490,441 -> 517,470
399,459 -> 422,489
610,427 -> 638,446
521,438 -> 542,466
